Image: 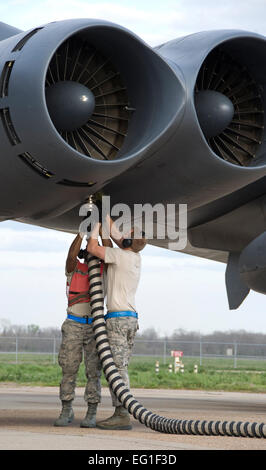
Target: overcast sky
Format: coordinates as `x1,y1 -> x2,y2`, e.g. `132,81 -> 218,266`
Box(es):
1,0 -> 266,336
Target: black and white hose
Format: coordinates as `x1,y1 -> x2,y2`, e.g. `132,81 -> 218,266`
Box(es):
88,255 -> 266,438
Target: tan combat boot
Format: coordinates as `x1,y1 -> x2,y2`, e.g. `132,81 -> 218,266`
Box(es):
54,400 -> 74,426
80,403 -> 98,428
97,405 -> 132,430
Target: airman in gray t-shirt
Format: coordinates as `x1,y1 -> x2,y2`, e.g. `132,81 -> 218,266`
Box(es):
104,246 -> 141,313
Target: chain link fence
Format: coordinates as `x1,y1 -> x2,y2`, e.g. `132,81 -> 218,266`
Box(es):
1,336 -> 266,369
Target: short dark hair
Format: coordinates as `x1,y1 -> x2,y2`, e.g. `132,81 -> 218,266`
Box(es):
131,228 -> 147,253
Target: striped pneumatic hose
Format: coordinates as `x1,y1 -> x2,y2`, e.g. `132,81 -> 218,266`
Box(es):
87,255 -> 266,438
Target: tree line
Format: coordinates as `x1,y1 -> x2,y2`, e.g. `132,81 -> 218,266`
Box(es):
0,323 -> 265,357
1,323 -> 266,344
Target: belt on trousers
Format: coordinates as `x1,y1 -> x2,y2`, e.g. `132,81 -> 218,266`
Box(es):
104,311 -> 138,320
67,314 -> 93,324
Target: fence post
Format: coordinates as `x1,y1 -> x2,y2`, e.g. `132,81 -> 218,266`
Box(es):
53,337 -> 57,364
15,336 -> 18,364
234,342 -> 237,369
199,337 -> 202,366
163,340 -> 166,365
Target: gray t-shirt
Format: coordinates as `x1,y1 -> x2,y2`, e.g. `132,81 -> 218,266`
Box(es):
104,247 -> 141,313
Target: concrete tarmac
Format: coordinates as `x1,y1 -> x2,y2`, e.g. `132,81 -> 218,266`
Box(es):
0,384 -> 266,451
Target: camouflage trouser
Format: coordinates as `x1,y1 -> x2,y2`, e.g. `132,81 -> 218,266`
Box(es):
106,317 -> 139,407
58,319 -> 101,403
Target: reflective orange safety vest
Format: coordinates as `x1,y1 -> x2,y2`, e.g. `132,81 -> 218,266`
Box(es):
67,260 -> 104,307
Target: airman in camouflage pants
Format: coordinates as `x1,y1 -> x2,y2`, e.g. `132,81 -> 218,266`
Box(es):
58,319 -> 101,404
86,213 -> 146,430
54,233 -> 103,428
105,317 -> 138,407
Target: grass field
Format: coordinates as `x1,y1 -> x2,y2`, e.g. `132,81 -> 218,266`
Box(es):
1,354 -> 266,392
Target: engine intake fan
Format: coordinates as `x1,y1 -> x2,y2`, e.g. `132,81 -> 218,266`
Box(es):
45,37 -> 130,161
195,47 -> 264,167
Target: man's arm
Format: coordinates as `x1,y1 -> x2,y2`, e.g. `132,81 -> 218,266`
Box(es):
103,214 -> 125,249
86,222 -> 106,260
66,233 -> 83,273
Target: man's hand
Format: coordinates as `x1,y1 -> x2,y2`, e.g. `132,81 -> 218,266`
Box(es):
104,214 -> 124,248
100,225 -> 113,248
86,222 -> 106,260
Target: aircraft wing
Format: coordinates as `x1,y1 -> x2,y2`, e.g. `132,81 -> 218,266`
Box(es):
0,19 -> 266,308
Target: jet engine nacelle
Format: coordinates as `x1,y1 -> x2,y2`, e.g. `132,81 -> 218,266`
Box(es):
107,29 -> 266,210
0,19 -> 183,222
